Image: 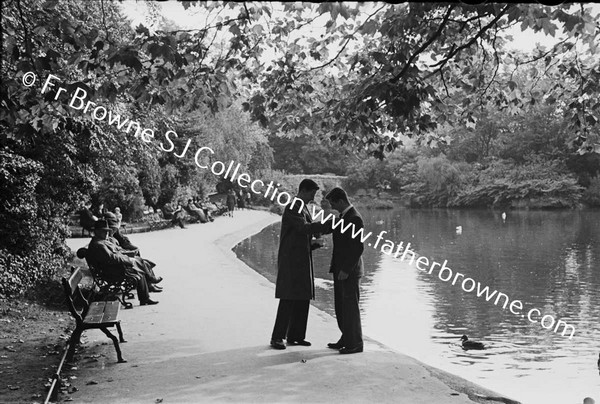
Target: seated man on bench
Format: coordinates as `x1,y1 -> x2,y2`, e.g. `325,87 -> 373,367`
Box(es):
103,211 -> 138,252
79,201 -> 98,235
86,220 -> 160,306
104,212 -> 140,256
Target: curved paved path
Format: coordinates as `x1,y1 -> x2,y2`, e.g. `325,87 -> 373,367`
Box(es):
64,210 -> 518,404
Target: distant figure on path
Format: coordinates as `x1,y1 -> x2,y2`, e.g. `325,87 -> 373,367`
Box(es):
324,187 -> 364,354
226,189 -> 237,217
270,179 -> 328,350
237,189 -> 246,210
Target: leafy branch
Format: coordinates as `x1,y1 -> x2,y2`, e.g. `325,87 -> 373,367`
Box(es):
424,4 -> 514,79
303,4 -> 386,73
389,5 -> 455,84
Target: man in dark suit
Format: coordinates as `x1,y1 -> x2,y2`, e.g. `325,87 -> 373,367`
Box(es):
325,187 -> 364,354
86,220 -> 159,305
104,212 -> 140,254
103,212 -> 163,292
270,179 -> 328,350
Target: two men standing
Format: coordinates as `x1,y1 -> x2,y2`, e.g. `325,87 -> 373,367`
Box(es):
270,180 -> 364,354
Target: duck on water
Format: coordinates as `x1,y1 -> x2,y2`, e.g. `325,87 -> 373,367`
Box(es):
460,335 -> 485,350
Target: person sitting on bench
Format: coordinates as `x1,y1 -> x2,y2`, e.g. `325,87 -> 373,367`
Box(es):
103,214 -> 162,289
171,203 -> 186,229
79,201 -> 98,234
86,220 -> 160,305
195,198 -> 215,222
104,211 -> 139,252
186,199 -> 208,223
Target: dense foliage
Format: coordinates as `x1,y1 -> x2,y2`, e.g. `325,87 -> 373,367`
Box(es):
1,1 -> 599,296
238,3 -> 599,157
345,104 -> 597,208
0,0 -> 273,296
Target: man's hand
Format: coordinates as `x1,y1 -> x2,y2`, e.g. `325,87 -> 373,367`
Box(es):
337,270 -> 349,281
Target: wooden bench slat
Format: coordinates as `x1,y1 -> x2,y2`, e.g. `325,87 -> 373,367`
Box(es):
86,302 -> 106,317
84,302 -> 107,324
84,314 -> 105,323
101,301 -> 120,323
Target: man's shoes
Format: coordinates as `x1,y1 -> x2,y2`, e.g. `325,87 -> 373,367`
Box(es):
149,285 -> 163,293
270,339 -> 286,350
152,277 -> 163,284
140,299 -> 159,306
327,342 -> 344,350
339,345 -> 363,354
287,340 -> 311,346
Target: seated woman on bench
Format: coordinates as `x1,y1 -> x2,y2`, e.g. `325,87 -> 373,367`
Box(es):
86,220 -> 161,306
195,197 -> 215,222
186,199 -> 208,223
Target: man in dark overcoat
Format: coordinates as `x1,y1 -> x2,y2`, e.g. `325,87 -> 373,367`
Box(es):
325,187 -> 365,354
86,220 -> 160,305
270,179 -> 328,350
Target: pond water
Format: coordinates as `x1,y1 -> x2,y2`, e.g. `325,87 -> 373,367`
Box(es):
234,207 -> 600,404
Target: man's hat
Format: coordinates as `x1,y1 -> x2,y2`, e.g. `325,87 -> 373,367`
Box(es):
94,219 -> 110,231
104,212 -> 118,228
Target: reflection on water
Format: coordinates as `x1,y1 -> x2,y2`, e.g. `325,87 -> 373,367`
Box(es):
234,208 -> 600,404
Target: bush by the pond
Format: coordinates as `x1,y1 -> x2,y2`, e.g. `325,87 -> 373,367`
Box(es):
402,159 -> 585,209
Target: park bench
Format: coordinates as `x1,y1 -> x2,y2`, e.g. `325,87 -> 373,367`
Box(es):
144,210 -> 172,231
62,268 -> 127,363
77,247 -> 136,309
183,205 -> 208,223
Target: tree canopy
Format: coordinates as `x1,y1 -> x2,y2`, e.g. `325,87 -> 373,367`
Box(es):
1,0 -> 599,296
234,3 -> 599,156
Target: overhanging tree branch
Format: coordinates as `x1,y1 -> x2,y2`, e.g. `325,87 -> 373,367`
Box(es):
304,4 -> 386,72
101,0 -> 111,44
159,15 -> 251,35
439,68 -> 450,97
425,4 -> 514,78
389,5 -> 455,84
